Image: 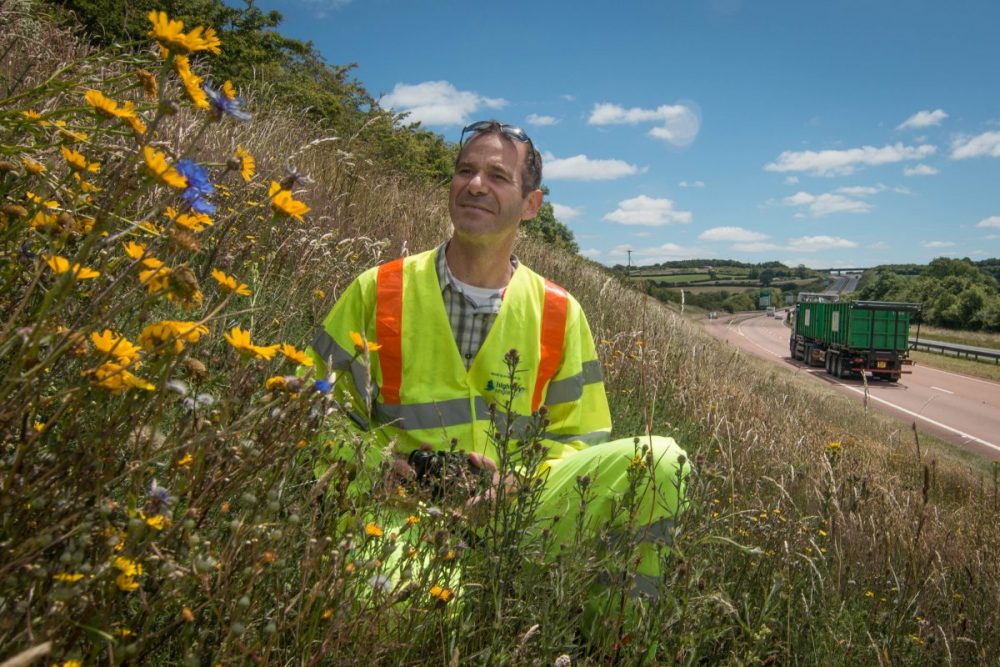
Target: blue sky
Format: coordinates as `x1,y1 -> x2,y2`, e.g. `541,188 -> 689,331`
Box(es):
250,0 -> 1000,269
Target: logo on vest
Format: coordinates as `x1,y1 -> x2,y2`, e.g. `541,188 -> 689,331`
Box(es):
486,369 -> 525,399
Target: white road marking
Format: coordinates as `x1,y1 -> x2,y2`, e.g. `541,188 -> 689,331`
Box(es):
930,386 -> 954,395
829,378 -> 999,453
916,363 -> 1000,388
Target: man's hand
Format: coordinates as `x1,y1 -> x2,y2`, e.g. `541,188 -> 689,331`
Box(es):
465,452 -> 517,513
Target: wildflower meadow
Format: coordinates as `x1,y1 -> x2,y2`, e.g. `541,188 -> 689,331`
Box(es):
2,4 -> 999,665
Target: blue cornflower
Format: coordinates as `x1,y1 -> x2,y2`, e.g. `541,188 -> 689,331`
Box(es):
147,479 -> 173,516
175,159 -> 215,215
313,379 -> 333,393
203,83 -> 251,122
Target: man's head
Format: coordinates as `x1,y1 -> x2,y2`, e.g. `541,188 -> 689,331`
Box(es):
456,120 -> 542,196
449,120 -> 544,249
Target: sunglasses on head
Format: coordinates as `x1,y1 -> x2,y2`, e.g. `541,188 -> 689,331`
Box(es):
459,120 -> 534,148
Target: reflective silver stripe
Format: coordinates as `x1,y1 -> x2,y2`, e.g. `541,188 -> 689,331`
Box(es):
374,396 -> 492,431
543,360 -> 604,406
629,573 -> 660,598
542,430 -> 611,446
595,571 -> 661,599
311,328 -> 371,403
490,410 -> 536,438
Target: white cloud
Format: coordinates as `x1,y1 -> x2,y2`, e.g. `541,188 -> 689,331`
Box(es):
378,81 -> 505,126
784,176 -> 799,185
588,102 -> 701,148
986,234 -> 1000,240
603,195 -> 692,226
787,236 -> 859,251
679,180 -> 705,188
977,216 -> 1000,228
835,184 -> 885,196
951,131 -> 1000,159
897,109 -> 948,130
561,94 -> 576,102
783,191 -> 873,217
609,243 -> 705,263
732,242 -> 784,253
551,203 -> 582,221
543,152 -> 641,181
580,248 -> 602,258
526,113 -> 558,126
893,186 -> 913,195
299,0 -> 352,17
764,143 -> 937,176
904,163 -> 939,176
699,226 -> 768,242
923,240 -> 956,248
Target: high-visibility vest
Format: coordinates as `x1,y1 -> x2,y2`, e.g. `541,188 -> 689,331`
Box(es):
309,248 -> 612,463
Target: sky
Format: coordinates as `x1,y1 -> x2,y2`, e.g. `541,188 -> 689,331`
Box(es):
246,0 -> 1000,269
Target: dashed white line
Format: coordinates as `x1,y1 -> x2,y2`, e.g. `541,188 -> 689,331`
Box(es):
930,386 -> 954,395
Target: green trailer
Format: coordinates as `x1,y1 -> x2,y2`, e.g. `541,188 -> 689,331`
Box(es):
789,298 -> 921,382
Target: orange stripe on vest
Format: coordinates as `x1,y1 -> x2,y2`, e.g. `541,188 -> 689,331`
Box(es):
375,258 -> 405,404
532,279 -> 568,412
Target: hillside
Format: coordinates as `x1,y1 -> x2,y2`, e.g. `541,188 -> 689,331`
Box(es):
2,4 -> 999,665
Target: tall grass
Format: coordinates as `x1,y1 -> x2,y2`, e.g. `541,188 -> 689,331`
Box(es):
1,4 -> 999,665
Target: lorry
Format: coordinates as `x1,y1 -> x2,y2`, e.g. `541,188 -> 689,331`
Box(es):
789,293 -> 921,382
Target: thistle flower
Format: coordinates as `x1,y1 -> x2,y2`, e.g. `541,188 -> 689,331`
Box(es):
210,268 -> 251,295
147,479 -> 172,516
204,82 -> 251,121
224,327 -> 279,360
174,56 -> 209,110
45,254 -> 100,280
268,181 -> 309,222
143,146 -> 187,189
147,11 -> 222,56
175,159 -> 215,214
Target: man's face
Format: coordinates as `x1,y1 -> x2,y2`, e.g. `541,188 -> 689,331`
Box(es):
449,133 -> 541,245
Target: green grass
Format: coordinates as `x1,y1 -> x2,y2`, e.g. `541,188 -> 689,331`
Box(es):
915,324 -> 1000,350
2,6 -> 999,666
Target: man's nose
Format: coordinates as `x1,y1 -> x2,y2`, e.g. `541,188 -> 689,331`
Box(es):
467,171 -> 487,193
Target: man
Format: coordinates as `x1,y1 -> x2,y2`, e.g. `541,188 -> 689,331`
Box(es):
306,120 -> 687,609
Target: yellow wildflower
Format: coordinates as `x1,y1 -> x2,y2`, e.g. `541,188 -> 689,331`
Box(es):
59,661 -> 82,667
21,156 -> 46,174
45,254 -> 100,280
314,288 -> 325,299
177,453 -> 194,467
365,522 -> 384,537
136,68 -> 158,98
92,362 -> 155,392
147,11 -> 222,55
279,343 -> 312,366
174,55 -> 209,110
30,209 -> 60,232
164,205 -> 212,232
349,330 -> 382,352
234,145 -> 254,182
138,320 -> 208,353
74,172 -> 102,193
22,109 -> 47,124
265,375 -> 288,391
53,572 -> 85,583
123,241 -> 146,260
268,181 -> 309,222
116,573 -> 140,592
181,607 -> 195,622
223,327 -> 279,361
90,329 -> 142,366
406,515 -> 420,527
321,608 -> 333,619
210,268 -> 251,295
429,585 -> 452,602
60,145 -> 100,173
140,511 -> 168,531
143,147 -> 187,189
827,441 -> 842,452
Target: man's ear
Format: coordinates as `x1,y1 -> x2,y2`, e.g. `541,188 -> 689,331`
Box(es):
521,188 -> 544,221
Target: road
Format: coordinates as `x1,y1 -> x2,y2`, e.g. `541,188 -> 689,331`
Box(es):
702,312 -> 1000,461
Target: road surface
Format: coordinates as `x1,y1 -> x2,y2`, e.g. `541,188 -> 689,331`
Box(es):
702,313 -> 1000,461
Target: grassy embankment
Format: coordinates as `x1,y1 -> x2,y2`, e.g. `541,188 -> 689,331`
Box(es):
2,7 -> 999,665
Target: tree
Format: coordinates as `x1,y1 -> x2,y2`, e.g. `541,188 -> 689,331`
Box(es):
521,186 -> 579,254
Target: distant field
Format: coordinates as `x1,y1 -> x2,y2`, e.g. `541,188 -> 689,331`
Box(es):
915,325 -> 1000,350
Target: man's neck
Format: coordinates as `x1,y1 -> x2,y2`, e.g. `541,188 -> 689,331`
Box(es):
444,238 -> 515,289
